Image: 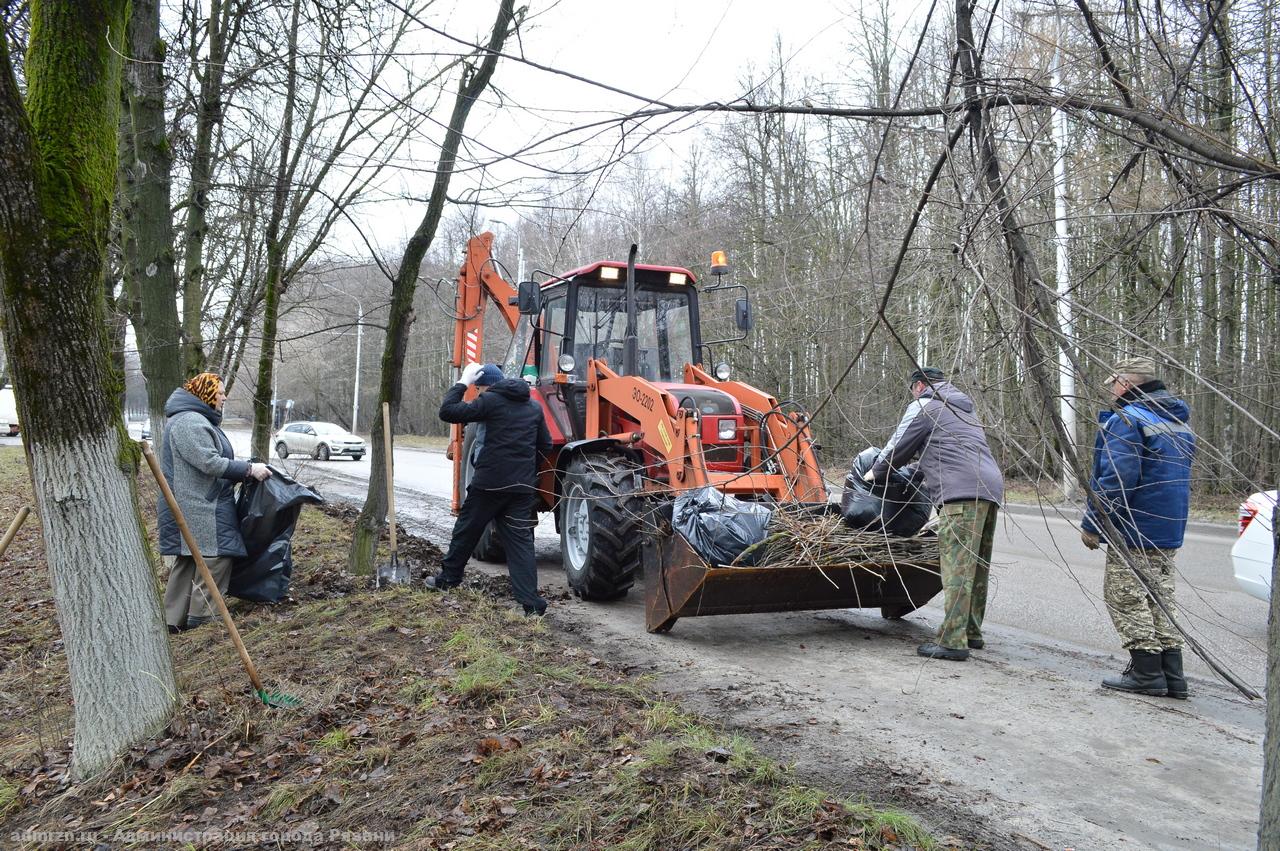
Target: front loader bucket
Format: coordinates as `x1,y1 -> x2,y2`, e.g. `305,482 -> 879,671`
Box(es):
643,522 -> 942,634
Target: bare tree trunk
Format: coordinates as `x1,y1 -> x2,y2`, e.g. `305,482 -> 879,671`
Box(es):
348,0 -> 518,575
120,0 -> 183,444
0,0 -> 177,780
178,0 -> 237,374
249,0 -> 301,460
1264,497 -> 1280,846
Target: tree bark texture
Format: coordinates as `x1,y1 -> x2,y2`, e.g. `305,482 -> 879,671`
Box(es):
178,0 -> 233,375
348,0 -> 518,575
0,0 -> 178,779
120,0 -> 183,443
249,0 -> 301,461
1264,494 -> 1280,846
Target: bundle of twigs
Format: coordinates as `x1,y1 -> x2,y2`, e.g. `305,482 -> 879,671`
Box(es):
731,507 -> 939,572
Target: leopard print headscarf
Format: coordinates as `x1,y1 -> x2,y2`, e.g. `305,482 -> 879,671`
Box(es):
183,373 -> 223,408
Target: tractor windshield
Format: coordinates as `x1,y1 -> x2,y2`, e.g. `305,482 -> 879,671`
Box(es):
573,285 -> 693,381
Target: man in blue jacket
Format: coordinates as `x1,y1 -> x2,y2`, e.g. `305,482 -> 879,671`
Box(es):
429,363 -> 552,616
1082,357 -> 1196,699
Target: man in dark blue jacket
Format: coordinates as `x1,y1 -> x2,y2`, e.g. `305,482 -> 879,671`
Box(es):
429,363 -> 552,616
1082,357 -> 1196,698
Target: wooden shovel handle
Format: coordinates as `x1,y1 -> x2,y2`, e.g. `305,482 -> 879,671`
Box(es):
382,402 -> 396,554
141,441 -> 265,694
0,505 -> 30,560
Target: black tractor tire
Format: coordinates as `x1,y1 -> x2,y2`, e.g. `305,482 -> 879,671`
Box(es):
559,453 -> 645,600
461,425 -> 506,563
315,443 -> 330,461
275,442 -> 290,460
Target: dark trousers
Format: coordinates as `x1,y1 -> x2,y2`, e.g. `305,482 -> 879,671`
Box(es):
441,486 -> 544,611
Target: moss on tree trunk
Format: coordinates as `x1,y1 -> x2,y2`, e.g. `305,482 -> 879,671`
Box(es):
0,0 -> 178,779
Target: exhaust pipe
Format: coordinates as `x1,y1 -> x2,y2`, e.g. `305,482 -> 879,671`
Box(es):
623,243 -> 638,376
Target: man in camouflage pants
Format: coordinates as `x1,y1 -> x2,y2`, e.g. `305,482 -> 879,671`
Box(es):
871,367 -> 1004,662
1083,357 -> 1196,698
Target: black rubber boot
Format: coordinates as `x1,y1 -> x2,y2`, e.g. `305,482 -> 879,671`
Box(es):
1102,649 -> 1168,696
917,642 -> 969,661
425,574 -> 460,591
1161,648 -> 1188,699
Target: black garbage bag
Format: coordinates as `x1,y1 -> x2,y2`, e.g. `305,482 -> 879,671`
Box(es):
840,447 -> 931,537
229,465 -> 324,602
672,486 -> 773,566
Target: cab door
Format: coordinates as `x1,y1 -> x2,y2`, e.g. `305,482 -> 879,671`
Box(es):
536,291 -> 577,442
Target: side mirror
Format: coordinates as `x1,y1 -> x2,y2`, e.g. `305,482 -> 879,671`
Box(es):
516,280 -> 542,315
734,297 -> 753,332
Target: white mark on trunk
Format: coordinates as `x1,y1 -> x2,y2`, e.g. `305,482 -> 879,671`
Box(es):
29,432 -> 177,779
145,262 -> 158,277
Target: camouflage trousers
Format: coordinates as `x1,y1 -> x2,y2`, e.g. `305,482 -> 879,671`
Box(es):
936,500 -> 999,650
1103,546 -> 1181,652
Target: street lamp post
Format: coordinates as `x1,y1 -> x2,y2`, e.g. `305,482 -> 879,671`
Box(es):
1052,31 -> 1078,500
351,300 -> 363,431
315,280 -> 364,433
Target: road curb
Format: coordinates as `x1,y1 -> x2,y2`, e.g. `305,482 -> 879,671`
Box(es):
1000,500 -> 1233,537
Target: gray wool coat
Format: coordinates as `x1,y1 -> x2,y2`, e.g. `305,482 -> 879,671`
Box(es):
871,380 -> 1004,507
157,388 -> 250,557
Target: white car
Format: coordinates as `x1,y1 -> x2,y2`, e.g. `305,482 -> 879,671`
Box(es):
274,421 -> 365,461
1232,490 -> 1276,601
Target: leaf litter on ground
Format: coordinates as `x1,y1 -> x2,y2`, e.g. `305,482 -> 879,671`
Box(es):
0,446 -> 937,849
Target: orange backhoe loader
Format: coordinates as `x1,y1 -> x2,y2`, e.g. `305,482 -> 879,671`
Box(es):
447,233 -> 941,632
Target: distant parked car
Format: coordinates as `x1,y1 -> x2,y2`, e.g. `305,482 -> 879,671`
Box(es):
1,386 -> 18,436
274,421 -> 365,461
1232,490 -> 1276,602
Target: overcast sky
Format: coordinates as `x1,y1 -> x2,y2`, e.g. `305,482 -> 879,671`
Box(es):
340,0 -> 920,255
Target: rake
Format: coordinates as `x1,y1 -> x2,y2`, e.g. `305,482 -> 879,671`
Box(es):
0,504 -> 31,561
142,441 -> 301,708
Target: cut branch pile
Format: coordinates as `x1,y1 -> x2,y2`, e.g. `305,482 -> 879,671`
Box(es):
732,508 -> 939,573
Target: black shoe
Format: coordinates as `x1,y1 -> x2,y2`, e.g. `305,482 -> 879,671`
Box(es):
1161,648 -> 1188,699
967,637 -> 984,650
1102,649 -> 1168,696
425,574 -> 460,591
183,615 -> 212,630
523,604 -> 547,618
167,624 -> 182,635
917,642 -> 969,661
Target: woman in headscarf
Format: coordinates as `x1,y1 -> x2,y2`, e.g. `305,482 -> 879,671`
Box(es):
158,373 -> 271,631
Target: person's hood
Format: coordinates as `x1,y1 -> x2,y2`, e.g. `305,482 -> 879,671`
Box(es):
165,387 -> 222,425
1120,388 -> 1190,424
486,378 -> 531,402
919,380 -> 974,413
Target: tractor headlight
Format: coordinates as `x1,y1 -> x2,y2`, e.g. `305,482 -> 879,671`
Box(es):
557,353 -> 576,373
714,362 -> 732,381
717,418 -> 736,440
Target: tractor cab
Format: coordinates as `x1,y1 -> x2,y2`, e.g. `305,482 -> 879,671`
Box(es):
499,259 -> 748,478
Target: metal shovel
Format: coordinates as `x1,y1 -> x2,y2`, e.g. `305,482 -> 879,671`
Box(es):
376,401 -> 409,586
142,441 -> 300,708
